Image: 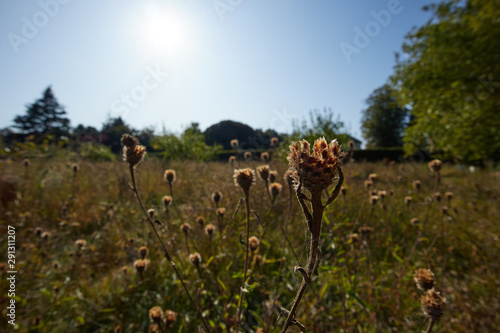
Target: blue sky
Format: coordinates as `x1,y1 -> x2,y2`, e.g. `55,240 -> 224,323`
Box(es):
0,0 -> 432,141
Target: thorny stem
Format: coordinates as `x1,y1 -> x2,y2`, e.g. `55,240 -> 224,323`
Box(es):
235,189 -> 251,333
425,317 -> 436,333
281,169 -> 343,333
128,166 -> 212,333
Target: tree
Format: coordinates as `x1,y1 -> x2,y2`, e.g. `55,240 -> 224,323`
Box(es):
100,117 -> 136,153
291,108 -> 349,145
361,84 -> 409,147
391,0 -> 500,163
13,86 -> 70,140
204,120 -> 256,150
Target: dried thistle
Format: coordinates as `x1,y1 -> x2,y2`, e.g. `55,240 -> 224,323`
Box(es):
211,191 -> 222,206
248,236 -> 260,252
149,306 -> 164,324
165,310 -> 178,328
413,180 -> 421,191
428,159 -> 442,173
244,151 -> 252,160
189,252 -> 202,267
269,170 -> 278,183
270,182 -> 283,203
261,152 -> 270,161
121,134 -> 146,168
270,137 -> 279,147
139,246 -> 148,259
414,268 -> 435,291
196,216 -> 205,228
257,165 -> 270,181
205,224 -> 215,238
421,289 -> 446,321
233,168 -> 256,194
164,169 -> 176,184
231,139 -> 239,150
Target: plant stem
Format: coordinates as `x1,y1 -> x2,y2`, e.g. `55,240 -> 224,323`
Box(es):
128,166 -> 212,333
425,318 -> 436,333
234,189 -> 251,333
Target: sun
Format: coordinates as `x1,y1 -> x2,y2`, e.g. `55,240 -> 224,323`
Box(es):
138,4 -> 194,59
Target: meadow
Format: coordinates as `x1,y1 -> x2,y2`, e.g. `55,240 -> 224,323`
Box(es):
0,140 -> 499,332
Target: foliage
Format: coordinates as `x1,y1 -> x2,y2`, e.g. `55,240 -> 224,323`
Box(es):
79,142 -> 116,161
13,86 -> 70,141
100,117 -> 136,153
204,120 -> 256,150
392,0 -> 500,163
151,123 -> 223,161
361,84 -> 409,147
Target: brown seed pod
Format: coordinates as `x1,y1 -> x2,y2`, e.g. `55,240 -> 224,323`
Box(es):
248,236 -> 260,252
414,268 -> 435,291
421,289 -> 445,321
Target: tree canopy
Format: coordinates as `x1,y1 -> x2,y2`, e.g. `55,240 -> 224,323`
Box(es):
13,86 -> 70,140
361,84 -> 409,147
391,0 -> 500,163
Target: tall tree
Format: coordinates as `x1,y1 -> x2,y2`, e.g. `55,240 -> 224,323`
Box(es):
392,0 -> 500,162
361,84 -> 409,147
13,86 -> 70,140
100,117 -> 135,153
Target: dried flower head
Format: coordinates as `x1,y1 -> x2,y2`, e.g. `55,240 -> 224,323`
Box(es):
75,239 -> 87,249
270,137 -> 279,147
270,182 -> 283,200
121,134 -> 146,168
162,195 -> 173,207
23,159 -> 30,168
364,180 -> 373,189
244,151 -> 252,160
233,168 -> 256,193
254,254 -> 263,265
214,208 -> 225,219
134,259 -> 148,274
257,165 -> 270,181
211,191 -> 222,205
41,231 -> 51,241
283,170 -> 295,187
410,217 -> 419,226
164,169 -> 176,184
269,170 -> 278,183
261,152 -> 270,162
428,159 -> 442,173
370,195 -> 379,205
440,206 -> 448,215
165,310 -> 178,327
404,196 -> 413,206
189,252 -> 202,267
368,173 -> 378,181
377,190 -> 387,200
413,180 -> 421,191
205,224 -> 215,237
359,226 -> 374,238
229,156 -> 237,164
121,134 -> 139,148
147,208 -> 155,219
421,289 -> 446,321
114,325 -> 123,333
196,216 -> 205,227
414,268 -> 435,291
347,233 -> 359,244
149,306 -> 164,324
287,138 -> 344,193
445,192 -> 454,201
180,223 -> 191,234
139,246 -> 148,259
231,139 -> 239,150
434,192 -> 442,202
149,324 -> 159,333
248,236 -> 260,252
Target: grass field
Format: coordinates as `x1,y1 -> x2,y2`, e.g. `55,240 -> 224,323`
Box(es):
1,143 -> 499,332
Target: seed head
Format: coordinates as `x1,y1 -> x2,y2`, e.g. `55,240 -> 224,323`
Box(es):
248,236 -> 260,252
269,170 -> 278,183
229,156 -> 237,164
270,182 -> 283,200
414,268 -> 435,291
205,224 -> 215,237
257,165 -> 270,181
364,180 -> 373,189
121,134 -> 139,148
23,159 -> 30,168
114,325 -> 123,333
41,231 -> 51,241
134,259 -> 148,274
347,233 -> 359,244
270,137 -> 279,147
377,190 -> 387,200
368,173 -> 377,181
283,170 -> 295,187
149,306 -> 164,324
369,195 -> 379,205
254,254 -> 263,265
162,195 -> 173,207
244,151 -> 252,160
287,138 -> 344,193
445,192 -> 454,201
230,139 -> 239,150
147,208 -> 155,219
189,252 -> 202,267
404,196 -> 413,206
261,152 -> 270,161
215,208 -> 226,219
421,289 -> 445,321
413,180 -> 421,191
139,246 -> 148,259
180,223 -> 191,234
196,216 -> 205,227
165,310 -> 178,327
359,226 -> 374,238
440,206 -> 448,215
164,169 -> 176,184
211,191 -> 222,205
410,217 -> 419,226
233,168 -> 256,192
434,192 -> 442,202
75,239 -> 87,249
428,159 -> 442,173
121,134 -> 146,168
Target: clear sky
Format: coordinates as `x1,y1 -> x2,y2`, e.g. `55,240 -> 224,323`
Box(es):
0,0 -> 432,141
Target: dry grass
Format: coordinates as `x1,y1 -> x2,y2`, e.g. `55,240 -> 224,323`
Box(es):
0,153 -> 499,332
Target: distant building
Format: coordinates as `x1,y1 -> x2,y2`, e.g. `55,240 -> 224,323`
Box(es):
346,135 -> 362,149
